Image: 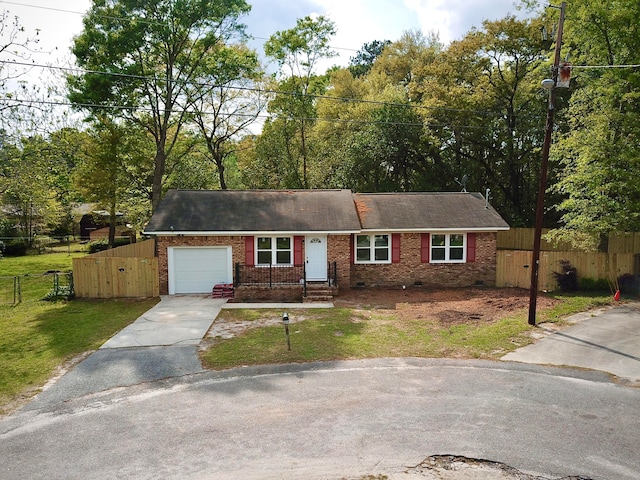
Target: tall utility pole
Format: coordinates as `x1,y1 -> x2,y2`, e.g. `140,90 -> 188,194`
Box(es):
528,2 -> 566,326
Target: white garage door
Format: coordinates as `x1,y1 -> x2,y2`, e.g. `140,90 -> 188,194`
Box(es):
168,247 -> 232,294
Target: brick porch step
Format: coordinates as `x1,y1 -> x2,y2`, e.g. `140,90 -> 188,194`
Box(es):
304,285 -> 334,303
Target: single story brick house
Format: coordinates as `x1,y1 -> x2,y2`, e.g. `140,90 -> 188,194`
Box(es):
143,189 -> 509,300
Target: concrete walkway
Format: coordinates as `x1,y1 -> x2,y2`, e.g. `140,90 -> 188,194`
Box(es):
502,303 -> 640,384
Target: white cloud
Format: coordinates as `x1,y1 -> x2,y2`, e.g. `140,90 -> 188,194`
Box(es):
405,0 -> 527,44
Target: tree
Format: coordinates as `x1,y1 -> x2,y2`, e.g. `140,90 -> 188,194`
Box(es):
549,0 -> 640,248
262,15 -> 337,188
348,40 -> 391,78
0,135 -> 62,246
0,10 -> 40,114
185,43 -> 265,189
311,32 -> 444,192
68,0 -> 252,211
75,119 -> 153,246
412,16 -> 552,225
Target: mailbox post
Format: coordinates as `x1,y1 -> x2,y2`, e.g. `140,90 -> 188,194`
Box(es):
282,312 -> 291,351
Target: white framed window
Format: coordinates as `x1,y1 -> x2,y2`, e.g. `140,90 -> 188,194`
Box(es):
256,236 -> 292,265
431,233 -> 466,263
355,234 -> 390,264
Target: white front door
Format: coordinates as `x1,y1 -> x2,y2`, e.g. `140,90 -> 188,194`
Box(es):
305,235 -> 327,281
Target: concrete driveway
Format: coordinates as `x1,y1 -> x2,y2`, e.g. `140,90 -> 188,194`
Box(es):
25,295 -> 225,411
101,295 -> 227,348
502,302 -> 640,385
24,295 -> 331,411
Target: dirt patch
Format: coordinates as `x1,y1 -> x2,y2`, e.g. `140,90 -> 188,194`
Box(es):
334,286 -> 559,325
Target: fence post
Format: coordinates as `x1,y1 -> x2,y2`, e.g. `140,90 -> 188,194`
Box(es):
16,276 -> 21,304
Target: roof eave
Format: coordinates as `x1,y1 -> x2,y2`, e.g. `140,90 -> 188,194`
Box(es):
358,226 -> 510,233
144,229 -> 362,236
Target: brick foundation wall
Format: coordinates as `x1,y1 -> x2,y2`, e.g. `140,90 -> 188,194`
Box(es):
351,232 -> 497,288
233,285 -> 303,302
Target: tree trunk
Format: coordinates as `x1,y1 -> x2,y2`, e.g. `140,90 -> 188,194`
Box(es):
151,145 -> 166,213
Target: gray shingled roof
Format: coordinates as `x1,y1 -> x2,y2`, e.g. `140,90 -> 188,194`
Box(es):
145,190 -> 509,234
353,192 -> 509,231
144,189 -> 362,233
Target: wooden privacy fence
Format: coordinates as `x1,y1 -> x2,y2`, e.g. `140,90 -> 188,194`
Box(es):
497,250 -> 637,291
497,229 -> 640,253
73,239 -> 159,298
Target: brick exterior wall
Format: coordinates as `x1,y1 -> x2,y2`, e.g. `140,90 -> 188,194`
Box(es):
157,232 -> 497,296
327,234 -> 352,292
350,232 -> 497,288
157,234 -> 354,295
157,235 -> 245,295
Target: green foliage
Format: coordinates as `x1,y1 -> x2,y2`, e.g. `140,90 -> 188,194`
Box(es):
551,0 -> 640,242
68,0 -> 254,210
261,16 -> 337,189
349,40 -> 391,78
87,237 -> 131,254
579,277 -> 610,291
3,240 -> 27,257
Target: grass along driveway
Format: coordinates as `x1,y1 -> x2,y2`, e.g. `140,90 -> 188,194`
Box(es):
0,251 -> 159,414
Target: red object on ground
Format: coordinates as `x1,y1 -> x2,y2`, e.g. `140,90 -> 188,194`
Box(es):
212,283 -> 234,298
614,290 -> 621,301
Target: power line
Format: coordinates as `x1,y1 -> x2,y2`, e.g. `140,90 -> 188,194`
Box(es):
1,97 -> 486,129
0,59 -> 500,117
571,64 -> 640,69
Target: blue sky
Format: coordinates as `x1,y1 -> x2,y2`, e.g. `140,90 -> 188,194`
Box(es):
2,0 -> 530,74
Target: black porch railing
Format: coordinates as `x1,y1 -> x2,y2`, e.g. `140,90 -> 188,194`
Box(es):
235,261 -> 338,292
235,264 -> 306,288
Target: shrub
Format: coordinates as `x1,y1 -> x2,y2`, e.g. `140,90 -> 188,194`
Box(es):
617,273 -> 637,294
86,237 -> 132,254
42,285 -> 75,302
3,240 -> 28,257
579,277 -> 610,291
553,259 -> 578,291
87,240 -> 109,254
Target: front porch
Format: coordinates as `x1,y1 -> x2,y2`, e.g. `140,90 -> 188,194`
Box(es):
233,263 -> 338,303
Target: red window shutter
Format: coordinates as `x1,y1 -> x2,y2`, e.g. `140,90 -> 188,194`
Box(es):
245,236 -> 255,266
467,233 -> 476,263
421,233 -> 430,263
392,233 -> 401,263
294,236 -> 303,265
350,234 -> 354,264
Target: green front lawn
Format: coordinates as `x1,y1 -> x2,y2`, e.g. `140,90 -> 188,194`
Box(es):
200,293 -> 613,370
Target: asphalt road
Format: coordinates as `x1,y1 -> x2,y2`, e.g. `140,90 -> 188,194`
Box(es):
2,358 -> 639,480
